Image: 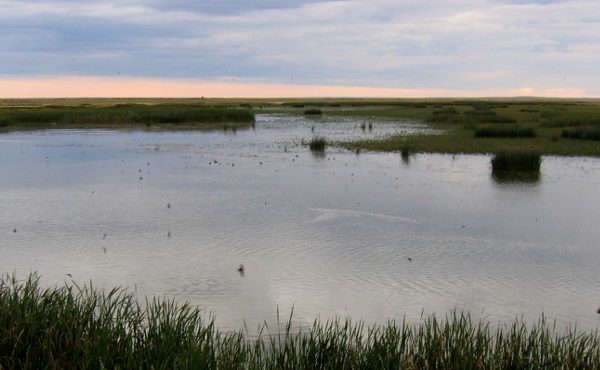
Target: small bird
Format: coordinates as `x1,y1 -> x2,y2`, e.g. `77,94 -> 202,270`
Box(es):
597,307 -> 600,315
102,246 -> 107,254
13,228 -> 16,233
66,273 -> 72,278
167,203 -> 171,209
407,257 -> 413,262
167,231 -> 171,238
237,264 -> 245,276
102,233 -> 107,240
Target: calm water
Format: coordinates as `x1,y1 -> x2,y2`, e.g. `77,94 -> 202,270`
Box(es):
1,114 -> 599,332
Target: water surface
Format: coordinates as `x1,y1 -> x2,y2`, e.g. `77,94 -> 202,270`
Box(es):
1,114 -> 599,331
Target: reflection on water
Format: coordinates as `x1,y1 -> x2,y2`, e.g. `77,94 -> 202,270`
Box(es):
401,151 -> 412,165
491,170 -> 541,185
310,150 -> 326,160
1,114 -> 599,332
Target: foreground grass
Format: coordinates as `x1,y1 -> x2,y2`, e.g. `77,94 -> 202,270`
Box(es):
0,104 -> 255,131
1,274 -> 599,369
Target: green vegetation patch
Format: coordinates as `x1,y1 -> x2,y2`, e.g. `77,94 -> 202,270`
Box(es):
541,115 -> 600,128
474,127 -> 536,138
562,127 -> 600,141
432,107 -> 459,115
336,100 -> 600,157
304,108 -> 323,115
0,104 -> 255,131
464,110 -> 516,124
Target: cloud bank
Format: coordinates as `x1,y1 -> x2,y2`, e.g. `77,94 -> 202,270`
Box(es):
1,0 -> 598,97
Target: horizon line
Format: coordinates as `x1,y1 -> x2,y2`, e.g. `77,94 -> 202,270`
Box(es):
0,76 -> 596,99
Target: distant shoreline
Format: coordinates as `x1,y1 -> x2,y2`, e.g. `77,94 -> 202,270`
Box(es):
2,98 -> 600,157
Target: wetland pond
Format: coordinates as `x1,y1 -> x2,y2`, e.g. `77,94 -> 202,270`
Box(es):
1,113 -> 599,332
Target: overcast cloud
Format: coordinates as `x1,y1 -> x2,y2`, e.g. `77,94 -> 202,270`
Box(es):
1,0 -> 599,96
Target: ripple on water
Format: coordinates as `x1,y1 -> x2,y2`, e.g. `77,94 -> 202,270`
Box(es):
0,115 -> 599,331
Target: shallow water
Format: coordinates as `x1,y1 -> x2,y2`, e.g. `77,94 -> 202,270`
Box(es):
1,114 -> 599,332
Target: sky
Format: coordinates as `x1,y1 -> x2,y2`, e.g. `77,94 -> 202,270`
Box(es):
1,0 -> 599,98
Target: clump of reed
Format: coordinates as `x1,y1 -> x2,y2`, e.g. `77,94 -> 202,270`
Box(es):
1,274 -> 599,369
475,127 -> 536,138
562,127 -> 600,141
304,109 -> 323,115
309,136 -> 327,151
491,151 -> 541,172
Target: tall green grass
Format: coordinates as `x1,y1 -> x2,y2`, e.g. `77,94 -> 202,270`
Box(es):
1,274 -> 598,369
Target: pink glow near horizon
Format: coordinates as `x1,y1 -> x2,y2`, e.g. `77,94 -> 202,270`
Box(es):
0,76 -> 590,99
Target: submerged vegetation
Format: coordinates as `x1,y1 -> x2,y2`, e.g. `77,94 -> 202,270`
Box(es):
0,104 -> 255,131
0,274 -> 598,369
